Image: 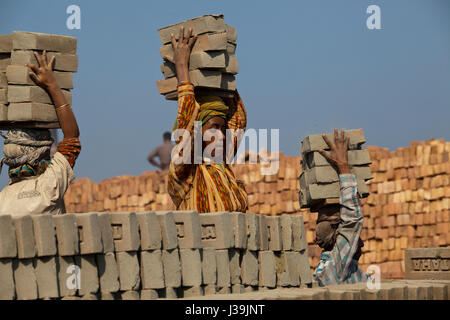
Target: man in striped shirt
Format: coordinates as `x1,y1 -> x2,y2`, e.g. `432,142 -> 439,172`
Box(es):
313,129 -> 368,286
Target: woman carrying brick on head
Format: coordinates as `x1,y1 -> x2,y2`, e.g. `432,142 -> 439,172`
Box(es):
0,51 -> 81,215
313,128 -> 368,286
165,27 -> 248,213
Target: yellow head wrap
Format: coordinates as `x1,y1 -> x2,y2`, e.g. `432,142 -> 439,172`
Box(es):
196,96 -> 229,125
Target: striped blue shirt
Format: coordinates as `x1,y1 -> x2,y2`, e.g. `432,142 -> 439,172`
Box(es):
313,174 -> 369,286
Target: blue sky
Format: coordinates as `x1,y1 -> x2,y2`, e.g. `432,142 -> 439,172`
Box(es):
0,0 -> 449,186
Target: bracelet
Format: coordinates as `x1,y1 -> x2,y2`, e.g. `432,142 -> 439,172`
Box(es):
56,103 -> 71,110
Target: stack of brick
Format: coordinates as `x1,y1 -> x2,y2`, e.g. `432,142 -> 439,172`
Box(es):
1,31 -> 77,128
156,14 -> 238,100
0,34 -> 12,120
299,129 -> 372,211
0,210 -> 311,300
63,138 -> 450,279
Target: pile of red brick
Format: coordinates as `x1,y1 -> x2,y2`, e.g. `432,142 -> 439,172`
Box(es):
64,138 -> 450,279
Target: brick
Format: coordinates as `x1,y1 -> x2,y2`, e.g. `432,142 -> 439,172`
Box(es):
179,248 -> 202,286
136,211 -> 162,250
229,212 -> 247,249
199,211 -> 234,249
11,50 -> 78,72
162,249 -> 182,288
0,259 -> 15,300
280,214 -> 293,251
306,165 -> 372,184
216,249 -> 231,288
245,213 -> 261,250
241,250 -> 259,286
35,256 -> 59,299
0,88 -> 6,103
291,215 -> 308,251
220,73 -> 236,90
258,215 -> 269,251
115,251 -> 140,291
7,85 -> 72,104
13,258 -> 38,300
97,212 -> 115,253
266,216 -> 283,251
302,129 -> 366,154
204,284 -> 217,295
161,51 -> 227,78
0,71 -> 7,87
110,212 -> 140,252
0,54 -> 11,71
140,289 -> 159,300
304,149 -> 371,168
75,212 -> 103,254
158,14 -> 226,44
274,252 -> 299,287
157,70 -> 222,94
258,251 -> 276,288
227,42 -> 236,55
181,286 -> 204,298
305,179 -> 369,203
224,55 -> 239,74
6,65 -> 73,88
0,34 -> 12,53
120,291 -> 140,300
201,248 -> 217,285
53,213 -> 79,256
7,102 -> 57,122
297,250 -> 312,285
405,247 -> 450,280
172,210 -> 202,249
96,252 -> 120,293
0,215 -> 17,258
231,284 -> 245,294
155,211 -> 178,250
12,31 -> 77,53
228,248 -> 241,285
140,250 -> 165,289
31,214 -> 56,257
74,255 -> 100,295
225,25 -> 237,43
56,256 -> 77,297
12,215 -> 36,259
159,32 -> 228,60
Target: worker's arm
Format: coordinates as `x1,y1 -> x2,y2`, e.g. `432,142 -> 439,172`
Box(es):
315,129 -> 364,283
147,147 -> 162,169
27,51 -> 81,168
223,91 -> 247,159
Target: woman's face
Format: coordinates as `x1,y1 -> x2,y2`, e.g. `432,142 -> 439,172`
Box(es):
202,116 -> 226,157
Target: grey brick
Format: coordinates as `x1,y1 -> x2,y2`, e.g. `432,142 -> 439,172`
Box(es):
0,54 -> 11,72
163,287 -> 178,299
404,247 -> 450,281
229,212 -> 247,249
97,212 -> 115,253
31,214 -> 56,257
11,50 -> 78,72
0,215 -> 17,258
12,31 -> 77,53
223,55 -> 239,74
35,256 -> 59,299
172,210 -> 202,249
157,70 -> 222,94
306,180 -> 369,202
155,211 -> 178,250
162,249 -> 181,288
241,250 -> 259,286
140,250 -> 165,289
7,85 -> 72,104
0,34 -> 12,53
199,211 -> 234,249
0,259 -> 15,300
304,149 -> 371,168
110,212 -> 140,252
231,284 -> 245,294
226,42 -> 236,55
228,248 -> 241,285
181,286 -> 203,298
158,14 -> 226,44
258,215 -> 269,251
75,212 -> 103,254
53,213 -> 79,256
115,251 -> 140,291
215,249 -> 231,288
245,213 -> 260,251
266,216 -> 282,251
179,248 -> 202,287
56,256 -> 77,297
204,284 -> 217,295
291,215 -> 308,251
0,103 -> 7,121
274,252 -> 299,287
7,102 -> 57,122
74,255 -> 99,295
140,289 -> 159,300
81,293 -> 100,300
0,71 -> 7,87
258,251 -> 276,288
217,286 -> 230,294
96,252 -> 120,293
280,214 -> 293,251
201,248 -> 217,285
6,65 -> 73,88
306,165 -> 372,184
120,291 -> 140,300
0,88 -> 6,103
220,73 -> 236,90
12,215 -> 36,259
13,258 -> 38,300
301,129 -> 366,154
136,211 -> 162,250
298,249 -> 312,285
225,25 -> 237,43
100,292 -> 120,300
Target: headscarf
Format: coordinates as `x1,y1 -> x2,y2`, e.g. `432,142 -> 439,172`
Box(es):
196,95 -> 229,125
0,129 -> 54,178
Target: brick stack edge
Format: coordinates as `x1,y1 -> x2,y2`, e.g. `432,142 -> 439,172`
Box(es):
63,138 -> 450,280
0,211 -> 311,300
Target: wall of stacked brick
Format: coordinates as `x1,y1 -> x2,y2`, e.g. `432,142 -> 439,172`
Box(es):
64,138 -> 450,279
